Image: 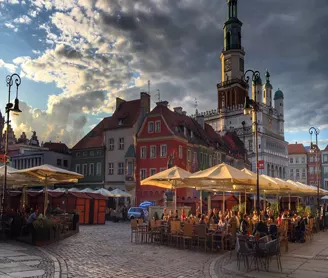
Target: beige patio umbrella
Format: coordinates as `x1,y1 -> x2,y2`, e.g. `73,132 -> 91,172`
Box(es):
141,166 -> 191,211
13,164 -> 83,215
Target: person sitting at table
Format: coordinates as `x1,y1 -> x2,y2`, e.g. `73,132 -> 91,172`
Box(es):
276,212 -> 283,226
253,220 -> 268,237
282,209 -> 289,219
218,215 -> 226,230
168,210 -> 174,220
199,215 -> 206,225
196,206 -> 201,218
174,210 -> 179,220
161,208 -> 168,220
252,210 -> 259,224
27,209 -> 38,234
240,214 -> 249,234
295,216 -> 306,243
213,208 -> 219,224
180,209 -> 186,221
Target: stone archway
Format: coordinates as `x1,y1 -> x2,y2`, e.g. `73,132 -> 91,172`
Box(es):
267,163 -> 270,176
279,167 -> 282,178
271,165 -> 274,177
275,166 -> 279,178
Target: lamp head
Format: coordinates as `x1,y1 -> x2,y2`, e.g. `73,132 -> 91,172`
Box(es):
243,96 -> 251,115
12,98 -> 22,115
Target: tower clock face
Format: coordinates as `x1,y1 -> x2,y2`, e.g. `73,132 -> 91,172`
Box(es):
224,58 -> 232,72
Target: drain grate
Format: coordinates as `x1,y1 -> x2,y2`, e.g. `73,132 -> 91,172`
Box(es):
313,255 -> 328,261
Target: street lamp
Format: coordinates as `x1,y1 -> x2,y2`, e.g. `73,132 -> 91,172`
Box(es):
309,127 -> 320,221
243,69 -> 261,215
1,74 -> 22,220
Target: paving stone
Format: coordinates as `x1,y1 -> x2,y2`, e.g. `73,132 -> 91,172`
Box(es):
7,255 -> 42,262
8,269 -> 45,277
21,260 -> 40,266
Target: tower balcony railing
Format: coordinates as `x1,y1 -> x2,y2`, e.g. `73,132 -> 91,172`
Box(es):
217,78 -> 248,89
223,44 -> 244,52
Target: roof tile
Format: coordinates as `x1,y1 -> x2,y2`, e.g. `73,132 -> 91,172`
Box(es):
288,143 -> 307,154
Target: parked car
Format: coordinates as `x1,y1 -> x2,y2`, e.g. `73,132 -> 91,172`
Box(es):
128,207 -> 145,220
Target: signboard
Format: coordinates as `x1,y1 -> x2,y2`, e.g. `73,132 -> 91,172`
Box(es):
0,154 -> 6,163
257,160 -> 264,170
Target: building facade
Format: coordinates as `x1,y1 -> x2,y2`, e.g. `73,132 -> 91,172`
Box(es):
104,92 -> 150,203
306,144 -> 321,188
322,145 -> 328,190
288,144 -> 307,184
196,0 -> 288,178
71,120 -> 107,188
136,101 -> 249,205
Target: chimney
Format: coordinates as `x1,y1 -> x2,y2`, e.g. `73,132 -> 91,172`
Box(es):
156,100 -> 169,107
140,92 -> 150,113
173,107 -> 183,114
196,114 -> 205,129
116,97 -> 126,110
182,111 -> 187,116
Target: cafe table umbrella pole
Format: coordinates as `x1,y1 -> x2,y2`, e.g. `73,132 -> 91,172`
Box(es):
44,175 -> 48,216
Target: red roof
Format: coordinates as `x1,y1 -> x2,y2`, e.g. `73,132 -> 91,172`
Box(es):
324,145 -> 328,151
288,144 -> 307,154
146,104 -> 227,151
72,98 -> 142,150
43,142 -> 69,154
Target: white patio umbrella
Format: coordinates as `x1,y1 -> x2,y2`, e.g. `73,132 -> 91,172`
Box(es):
94,188 -> 114,197
13,164 -> 83,215
80,188 -> 95,193
110,188 -> 132,198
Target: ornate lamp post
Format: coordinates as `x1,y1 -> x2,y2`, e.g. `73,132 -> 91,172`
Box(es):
243,69 -> 261,215
309,127 -> 320,221
1,74 -> 22,220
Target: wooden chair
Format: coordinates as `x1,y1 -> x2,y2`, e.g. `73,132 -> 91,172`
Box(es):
180,223 -> 193,249
130,219 -> 138,243
171,221 -> 181,247
305,218 -> 314,241
195,224 -> 209,252
279,219 -> 288,252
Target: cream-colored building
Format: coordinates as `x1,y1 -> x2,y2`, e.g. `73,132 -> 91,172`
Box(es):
104,92 -> 150,204
288,143 -> 307,184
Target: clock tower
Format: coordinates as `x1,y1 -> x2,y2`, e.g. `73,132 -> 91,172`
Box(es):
218,0 -> 248,110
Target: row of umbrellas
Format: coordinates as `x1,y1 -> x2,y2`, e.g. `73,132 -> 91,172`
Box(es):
141,163 -> 327,196
52,187 -> 132,198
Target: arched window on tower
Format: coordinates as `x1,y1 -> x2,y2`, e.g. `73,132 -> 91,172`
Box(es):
226,32 -> 231,50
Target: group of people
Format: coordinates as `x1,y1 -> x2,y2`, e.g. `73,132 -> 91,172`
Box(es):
159,206 -> 309,243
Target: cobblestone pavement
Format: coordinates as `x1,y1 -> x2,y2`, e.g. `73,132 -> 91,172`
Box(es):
43,222 -> 217,278
0,241 -> 54,277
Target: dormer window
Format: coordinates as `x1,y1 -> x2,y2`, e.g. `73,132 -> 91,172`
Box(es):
118,119 -> 124,126
148,121 -> 154,133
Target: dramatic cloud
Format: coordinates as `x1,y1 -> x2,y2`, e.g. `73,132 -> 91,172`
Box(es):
1,0 -> 327,147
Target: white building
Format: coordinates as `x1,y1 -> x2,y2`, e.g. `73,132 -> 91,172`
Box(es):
288,143 -> 307,184
196,0 -> 288,177
104,92 -> 150,203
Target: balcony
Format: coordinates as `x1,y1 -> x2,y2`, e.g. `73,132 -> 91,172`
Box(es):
217,78 -> 248,89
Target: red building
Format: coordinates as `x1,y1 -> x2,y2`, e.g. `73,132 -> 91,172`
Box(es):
307,144 -> 321,187
136,101 -> 249,206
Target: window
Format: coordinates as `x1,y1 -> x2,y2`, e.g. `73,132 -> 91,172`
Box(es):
90,151 -> 95,156
155,121 -> 161,132
57,159 -> 62,166
148,121 -> 154,133
150,145 -> 156,158
187,149 -> 191,162
108,138 -> 114,151
150,168 -> 156,176
140,169 -> 147,180
296,157 -> 299,164
76,152 -> 80,157
108,163 -> 114,175
178,146 -> 183,159
96,162 -> 101,176
309,166 -> 314,174
118,162 -> 124,175
89,163 -> 94,176
209,155 -> 213,167
289,158 -> 293,164
83,151 -> 88,157
75,164 -> 80,174
82,164 -> 88,176
97,150 -> 102,156
160,168 -> 166,172
204,154 -> 208,166
160,145 -> 167,157
200,152 -> 203,164
193,152 -> 197,163
302,169 -> 306,178
301,157 -> 305,164
140,146 -> 147,159
248,140 -> 253,151
323,154 -> 328,163
127,162 -> 133,176
289,169 -> 294,178
119,138 -> 124,150
63,160 -> 68,167
296,169 -> 300,178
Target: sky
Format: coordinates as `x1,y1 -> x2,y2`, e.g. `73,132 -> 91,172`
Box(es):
0,0 -> 327,149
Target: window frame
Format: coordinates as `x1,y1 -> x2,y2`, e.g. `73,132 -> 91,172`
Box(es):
96,162 -> 101,176
155,121 -> 161,132
108,163 -> 114,175
89,163 -> 94,176
140,146 -> 147,159
118,162 -> 124,175
82,163 -> 88,176
160,144 -> 167,158
187,149 -> 191,162
148,121 -> 154,133
150,168 -> 157,176
178,145 -> 183,159
75,164 -> 80,174
150,145 -> 157,158
140,168 -> 147,180
118,137 -> 124,150
108,138 -> 114,151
